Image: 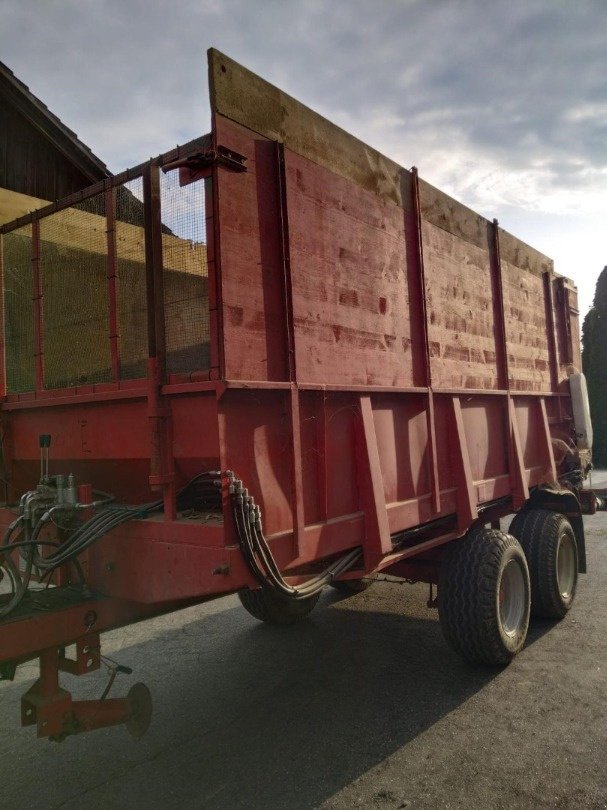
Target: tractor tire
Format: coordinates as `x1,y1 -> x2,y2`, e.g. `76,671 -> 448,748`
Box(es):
438,527 -> 530,666
509,509 -> 578,619
238,587 -> 321,626
330,578 -> 373,594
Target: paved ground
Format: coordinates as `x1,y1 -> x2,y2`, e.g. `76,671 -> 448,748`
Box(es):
1,486 -> 607,809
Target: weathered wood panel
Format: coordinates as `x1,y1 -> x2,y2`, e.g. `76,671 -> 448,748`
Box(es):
502,260 -> 551,391
209,49 -> 571,394
0,99 -> 102,201
209,48 -> 404,207
285,149 -> 415,386
214,116 -> 289,381
421,220 -> 499,389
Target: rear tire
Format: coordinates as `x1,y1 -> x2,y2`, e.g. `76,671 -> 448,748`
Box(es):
438,527 -> 530,666
238,587 -> 320,626
509,509 -> 578,619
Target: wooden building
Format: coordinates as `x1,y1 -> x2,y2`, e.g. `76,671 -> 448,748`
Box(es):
0,60 -> 110,225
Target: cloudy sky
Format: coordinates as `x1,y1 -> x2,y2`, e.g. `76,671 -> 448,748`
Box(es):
1,0 -> 605,316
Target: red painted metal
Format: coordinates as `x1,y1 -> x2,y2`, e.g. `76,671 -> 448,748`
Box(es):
0,54 -> 590,741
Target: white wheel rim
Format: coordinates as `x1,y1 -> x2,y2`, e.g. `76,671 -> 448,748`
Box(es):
557,533 -> 576,599
499,559 -> 526,637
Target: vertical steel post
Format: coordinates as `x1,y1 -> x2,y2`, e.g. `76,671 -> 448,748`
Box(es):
143,163 -> 175,518
276,142 -> 296,382
32,219 -> 44,393
276,142 -> 304,551
489,220 -> 509,391
410,168 -> 440,513
204,175 -> 221,378
105,186 -> 120,381
491,220 -> 532,503
0,234 -> 5,398
543,271 -> 560,394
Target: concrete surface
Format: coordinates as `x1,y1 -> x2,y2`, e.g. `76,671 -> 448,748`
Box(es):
1,497 -> 607,808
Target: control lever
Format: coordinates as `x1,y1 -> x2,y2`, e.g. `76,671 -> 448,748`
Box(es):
39,434 -> 51,483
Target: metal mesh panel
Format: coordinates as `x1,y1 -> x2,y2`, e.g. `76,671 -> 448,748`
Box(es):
2,226 -> 35,393
160,172 -> 209,374
116,178 -> 148,380
40,194 -> 112,389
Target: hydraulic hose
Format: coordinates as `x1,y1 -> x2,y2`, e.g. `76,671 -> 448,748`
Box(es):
228,473 -> 361,600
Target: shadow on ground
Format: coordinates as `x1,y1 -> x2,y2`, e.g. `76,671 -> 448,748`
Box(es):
0,585 -> 557,810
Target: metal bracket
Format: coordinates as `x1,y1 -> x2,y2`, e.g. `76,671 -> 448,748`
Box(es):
162,145 -> 247,184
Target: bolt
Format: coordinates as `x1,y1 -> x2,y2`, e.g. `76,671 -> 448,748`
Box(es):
212,564 -> 230,575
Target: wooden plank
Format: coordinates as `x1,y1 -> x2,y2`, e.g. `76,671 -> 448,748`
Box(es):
214,117 -> 289,382
208,48 -> 404,208
422,219 -> 499,390
419,179 -> 488,252
208,50 -> 555,285
497,226 -> 553,277
284,149 -> 414,387
502,259 -> 551,391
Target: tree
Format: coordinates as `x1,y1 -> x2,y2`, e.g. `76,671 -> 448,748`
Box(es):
582,267 -> 607,467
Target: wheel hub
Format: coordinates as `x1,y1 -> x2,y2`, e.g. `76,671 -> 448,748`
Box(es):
557,533 -> 576,599
499,559 -> 526,637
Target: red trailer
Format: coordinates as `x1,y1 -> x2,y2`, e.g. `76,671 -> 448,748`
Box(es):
0,50 -> 600,741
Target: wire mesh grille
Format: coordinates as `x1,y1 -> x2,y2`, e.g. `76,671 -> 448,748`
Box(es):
40,193 -> 112,389
160,172 -> 209,374
2,226 -> 35,393
116,178 -> 148,380
2,159 -> 211,393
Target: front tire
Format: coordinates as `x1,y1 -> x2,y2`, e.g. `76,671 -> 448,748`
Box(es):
238,587 -> 320,626
509,509 -> 578,619
438,527 -> 530,666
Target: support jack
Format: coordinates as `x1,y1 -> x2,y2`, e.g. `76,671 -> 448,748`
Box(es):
21,642 -> 152,742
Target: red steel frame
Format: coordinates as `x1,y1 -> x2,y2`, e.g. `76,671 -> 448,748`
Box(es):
0,61 -> 584,739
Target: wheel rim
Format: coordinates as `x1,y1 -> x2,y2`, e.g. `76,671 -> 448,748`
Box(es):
498,559 -> 526,637
557,532 -> 576,599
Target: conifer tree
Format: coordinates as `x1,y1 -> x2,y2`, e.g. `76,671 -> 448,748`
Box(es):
582,267 -> 607,466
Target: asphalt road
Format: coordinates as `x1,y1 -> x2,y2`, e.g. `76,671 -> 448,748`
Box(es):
1,489 -> 607,809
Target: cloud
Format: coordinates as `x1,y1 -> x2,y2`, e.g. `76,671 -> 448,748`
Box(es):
1,0 -> 605,311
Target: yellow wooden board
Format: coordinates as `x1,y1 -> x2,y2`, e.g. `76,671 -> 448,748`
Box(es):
208,48 -> 555,276
0,187 -> 206,276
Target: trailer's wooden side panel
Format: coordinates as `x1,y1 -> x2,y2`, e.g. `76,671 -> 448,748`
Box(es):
421,220 -> 499,390
213,117 -> 288,382
502,260 -> 552,391
209,48 -> 578,395
285,151 -> 415,387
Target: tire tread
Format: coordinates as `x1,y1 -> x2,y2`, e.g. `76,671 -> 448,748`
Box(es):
438,528 -> 530,666
509,509 -> 577,619
238,588 -> 320,625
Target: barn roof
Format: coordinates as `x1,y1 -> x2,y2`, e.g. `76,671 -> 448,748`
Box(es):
0,59 -> 110,182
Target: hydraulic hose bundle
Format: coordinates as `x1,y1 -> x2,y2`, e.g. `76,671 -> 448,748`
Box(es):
0,472 -> 222,619
0,467 -> 359,619
228,472 -> 361,600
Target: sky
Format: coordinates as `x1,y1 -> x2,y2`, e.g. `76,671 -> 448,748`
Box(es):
1,0 -> 605,317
